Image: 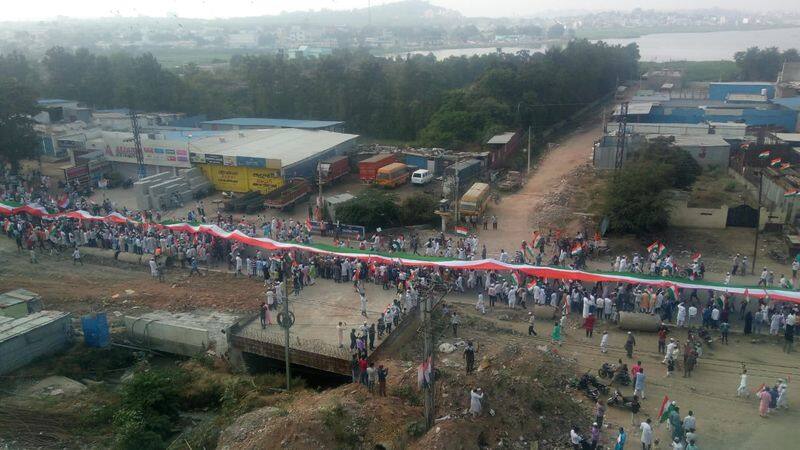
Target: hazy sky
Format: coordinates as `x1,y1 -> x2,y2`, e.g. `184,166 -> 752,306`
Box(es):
4,0 -> 798,21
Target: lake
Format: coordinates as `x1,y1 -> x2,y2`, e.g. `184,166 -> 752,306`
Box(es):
384,27 -> 800,62
600,27 -> 800,61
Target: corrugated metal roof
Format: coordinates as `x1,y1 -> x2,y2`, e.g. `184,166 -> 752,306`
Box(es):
615,102 -> 653,115
671,135 -> 731,147
201,117 -> 343,129
0,311 -> 70,344
189,128 -> 359,168
775,133 -> 800,143
487,132 -> 516,145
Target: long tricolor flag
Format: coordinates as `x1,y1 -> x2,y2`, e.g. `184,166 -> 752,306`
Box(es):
647,241 -> 659,253
771,157 -> 782,167
758,150 -> 770,159
784,189 -> 799,198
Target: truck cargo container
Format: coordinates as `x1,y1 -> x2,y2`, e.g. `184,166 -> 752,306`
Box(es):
318,155 -> 350,184
376,163 -> 410,188
358,153 -> 397,183
459,182 -> 491,217
403,153 -> 444,175
445,158 -> 482,191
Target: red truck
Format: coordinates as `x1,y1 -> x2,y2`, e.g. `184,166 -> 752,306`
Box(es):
358,153 -> 397,183
264,178 -> 311,210
318,155 -> 350,184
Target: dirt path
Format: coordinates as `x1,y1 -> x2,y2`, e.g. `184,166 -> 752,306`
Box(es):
479,123 -> 603,254
442,294 -> 799,450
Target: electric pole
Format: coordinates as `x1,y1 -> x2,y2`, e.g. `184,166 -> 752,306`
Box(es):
278,276 -> 294,390
527,124 -> 532,174
422,293 -> 434,429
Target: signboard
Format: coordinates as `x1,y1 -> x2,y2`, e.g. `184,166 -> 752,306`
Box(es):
309,220 -> 365,239
203,154 -> 224,165
223,155 -> 236,166
189,152 -> 206,164
103,142 -> 191,168
236,156 -> 267,168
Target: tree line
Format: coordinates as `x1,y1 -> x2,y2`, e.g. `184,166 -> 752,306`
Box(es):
734,47 -> 799,82
1,41 -> 639,150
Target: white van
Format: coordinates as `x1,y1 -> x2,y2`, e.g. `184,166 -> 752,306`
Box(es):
411,169 -> 433,185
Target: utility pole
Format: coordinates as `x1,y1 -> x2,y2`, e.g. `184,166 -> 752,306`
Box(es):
278,275 -> 294,390
453,162 -> 461,226
422,294 -> 434,429
752,169 -> 763,275
527,124 -> 532,174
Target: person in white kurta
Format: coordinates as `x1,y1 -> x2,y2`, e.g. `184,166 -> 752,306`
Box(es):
737,369 -> 749,397
600,331 -> 609,353
469,388 -> 484,417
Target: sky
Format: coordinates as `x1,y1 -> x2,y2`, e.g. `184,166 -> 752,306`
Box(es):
4,0 -> 798,21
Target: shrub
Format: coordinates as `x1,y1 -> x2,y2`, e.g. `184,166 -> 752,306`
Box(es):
391,384 -> 422,406
724,180 -> 737,192
399,193 -> 438,226
335,188 -> 400,229
322,403 -> 367,448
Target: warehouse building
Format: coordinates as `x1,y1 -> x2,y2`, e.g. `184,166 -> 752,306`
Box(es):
188,128 -> 358,193
200,117 -> 345,132
0,311 -> 72,375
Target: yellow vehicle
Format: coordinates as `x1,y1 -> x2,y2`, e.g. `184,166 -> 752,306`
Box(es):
459,182 -> 490,217
376,163 -> 410,188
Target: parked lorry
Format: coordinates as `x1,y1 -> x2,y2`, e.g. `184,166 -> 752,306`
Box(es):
459,182 -> 491,217
264,178 -> 311,210
358,153 -> 397,183
444,158 -> 482,192
376,163 -> 410,188
318,155 -> 350,184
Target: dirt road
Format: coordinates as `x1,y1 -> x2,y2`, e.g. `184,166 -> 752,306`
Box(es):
479,123 -> 603,255
443,294 -> 799,450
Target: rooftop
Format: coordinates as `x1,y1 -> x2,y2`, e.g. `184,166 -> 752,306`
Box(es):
671,135 -> 731,147
615,102 -> 653,115
189,128 -> 359,167
710,81 -> 775,86
487,132 -> 516,145
774,133 -> 800,143
0,311 -> 70,344
201,117 -> 344,130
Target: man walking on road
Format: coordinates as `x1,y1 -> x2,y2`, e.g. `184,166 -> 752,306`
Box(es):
624,332 -> 636,358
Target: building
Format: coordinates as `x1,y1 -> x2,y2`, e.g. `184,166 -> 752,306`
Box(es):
619,99 -> 797,132
777,62 -> 800,98
642,68 -> 684,90
0,289 -> 43,319
200,117 -> 345,132
485,131 -> 522,168
0,311 -> 72,375
708,82 -> 775,101
670,135 -> 732,168
189,128 -> 358,193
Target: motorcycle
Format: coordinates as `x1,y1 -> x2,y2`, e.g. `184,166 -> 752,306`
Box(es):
598,363 -> 631,386
607,389 -> 640,411
571,371 -> 610,401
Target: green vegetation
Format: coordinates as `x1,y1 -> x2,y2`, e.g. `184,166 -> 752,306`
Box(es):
0,41 -> 638,147
734,47 -> 800,81
0,54 -> 39,170
335,189 -> 438,230
640,60 -> 739,82
602,138 -> 701,234
322,403 -> 368,449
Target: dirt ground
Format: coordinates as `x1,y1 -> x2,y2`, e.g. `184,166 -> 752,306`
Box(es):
442,294 -> 799,450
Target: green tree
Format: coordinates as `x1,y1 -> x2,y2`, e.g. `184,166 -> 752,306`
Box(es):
734,46 -> 800,81
0,78 -> 39,172
335,189 -> 400,230
602,160 -> 672,234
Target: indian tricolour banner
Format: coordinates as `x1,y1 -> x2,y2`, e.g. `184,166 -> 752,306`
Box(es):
4,201 -> 800,304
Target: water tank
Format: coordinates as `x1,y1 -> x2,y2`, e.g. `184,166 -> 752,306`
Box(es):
761,88 -> 768,97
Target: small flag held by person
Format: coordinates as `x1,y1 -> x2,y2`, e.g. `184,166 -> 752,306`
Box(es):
455,226 -> 468,236
771,157 -> 782,167
784,189 -> 799,198
691,252 -> 701,262
758,150 -> 770,158
570,243 -> 583,256
647,241 -> 659,253
305,217 -> 313,232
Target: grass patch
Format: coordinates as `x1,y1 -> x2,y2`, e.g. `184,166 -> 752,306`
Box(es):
390,384 -> 422,406
322,403 -> 368,449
